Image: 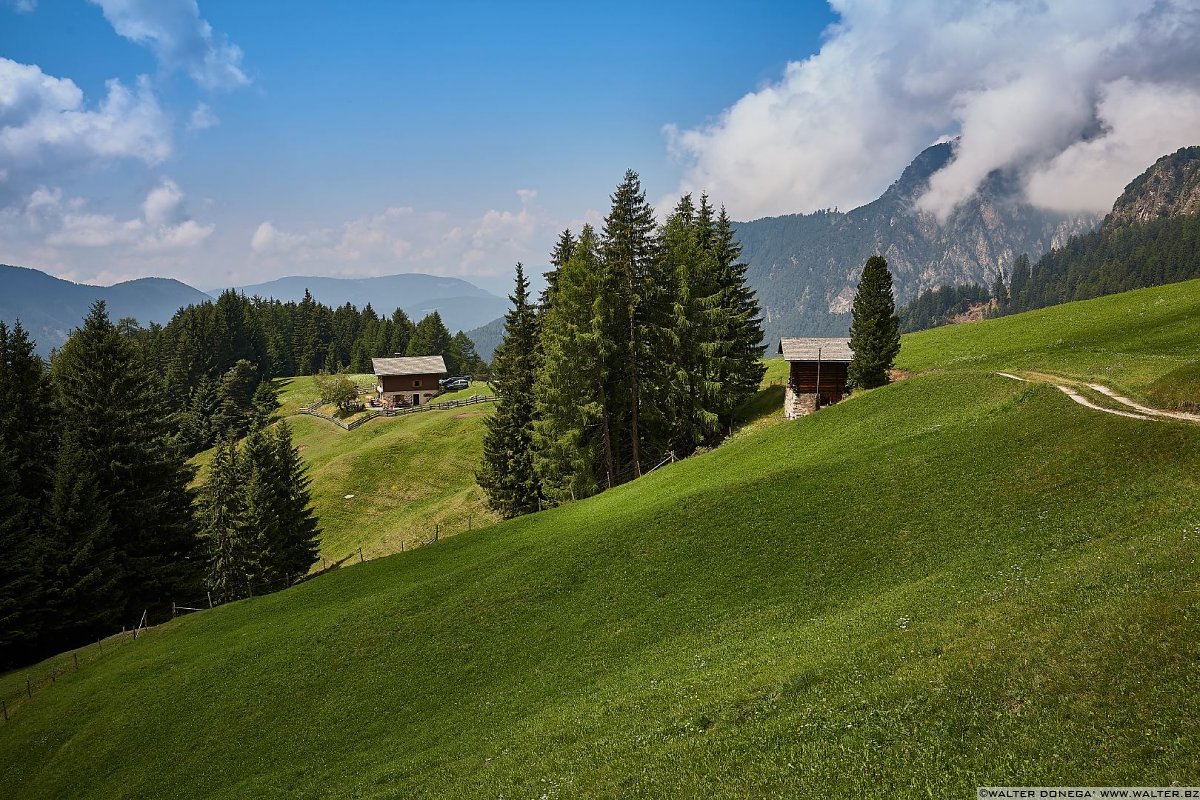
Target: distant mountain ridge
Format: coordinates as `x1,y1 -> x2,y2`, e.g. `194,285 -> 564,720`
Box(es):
733,142 -> 1098,343
0,266 -> 510,356
0,265 -> 213,355
226,273 -> 508,335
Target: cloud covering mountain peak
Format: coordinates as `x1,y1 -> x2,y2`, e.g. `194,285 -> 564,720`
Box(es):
668,0 -> 1200,222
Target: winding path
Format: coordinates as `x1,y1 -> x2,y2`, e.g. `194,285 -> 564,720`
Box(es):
995,371 -> 1198,424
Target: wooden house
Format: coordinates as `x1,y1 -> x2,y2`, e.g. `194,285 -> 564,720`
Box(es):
778,337 -> 853,418
371,355 -> 447,408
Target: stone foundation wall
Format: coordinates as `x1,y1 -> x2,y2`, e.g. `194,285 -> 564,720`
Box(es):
784,386 -> 819,419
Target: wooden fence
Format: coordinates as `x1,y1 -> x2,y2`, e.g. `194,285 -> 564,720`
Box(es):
297,394 -> 498,431
0,512 -> 487,726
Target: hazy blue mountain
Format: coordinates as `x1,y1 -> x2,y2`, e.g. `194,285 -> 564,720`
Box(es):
228,273 -> 508,333
733,142 -> 1098,345
0,264 -> 213,355
465,315 -> 505,361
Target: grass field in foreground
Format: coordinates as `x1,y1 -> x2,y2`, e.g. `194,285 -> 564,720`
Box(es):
3,281 -> 1199,798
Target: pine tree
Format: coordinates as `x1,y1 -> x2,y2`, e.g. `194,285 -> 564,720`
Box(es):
533,225 -> 610,502
541,229 -> 577,308
711,205 -> 766,427
660,194 -> 721,455
407,312 -> 453,364
52,301 -> 201,623
266,421 -> 320,578
201,438 -> 254,602
600,169 -> 663,481
43,426 -> 123,652
213,359 -> 260,439
478,264 -> 543,517
848,256 -> 901,390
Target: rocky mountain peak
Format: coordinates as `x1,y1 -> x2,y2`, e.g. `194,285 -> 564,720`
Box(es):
1106,146 -> 1200,228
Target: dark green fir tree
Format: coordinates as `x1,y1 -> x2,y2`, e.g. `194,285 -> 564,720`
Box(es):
848,256 -> 901,390
478,264 -> 543,517
52,301 -> 202,622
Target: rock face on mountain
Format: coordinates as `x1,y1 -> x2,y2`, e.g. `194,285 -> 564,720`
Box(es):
1105,146 -> 1200,228
733,142 -> 1097,343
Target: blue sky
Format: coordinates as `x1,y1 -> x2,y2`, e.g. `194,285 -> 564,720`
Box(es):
0,0 -> 834,292
3,1 -> 1199,295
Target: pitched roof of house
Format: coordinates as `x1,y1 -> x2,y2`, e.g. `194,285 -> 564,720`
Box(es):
778,337 -> 854,362
371,355 -> 447,376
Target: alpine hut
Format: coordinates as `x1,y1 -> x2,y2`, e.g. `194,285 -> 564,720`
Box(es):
778,337 -> 853,419
372,355 -> 447,408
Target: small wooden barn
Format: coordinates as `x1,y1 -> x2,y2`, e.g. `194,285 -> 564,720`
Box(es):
372,355 -> 447,408
778,337 -> 853,419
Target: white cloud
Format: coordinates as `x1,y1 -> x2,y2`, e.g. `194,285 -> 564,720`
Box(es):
0,178 -> 212,268
669,0 -> 1200,221
9,0 -> 36,12
89,0 -> 249,91
186,102 -> 218,131
0,58 -> 171,197
1024,80 -> 1200,213
249,191 -> 548,277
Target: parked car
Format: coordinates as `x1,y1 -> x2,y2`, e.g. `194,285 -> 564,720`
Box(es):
443,378 -> 469,391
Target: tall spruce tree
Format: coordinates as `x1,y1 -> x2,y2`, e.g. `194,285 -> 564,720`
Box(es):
541,229 -> 577,308
44,429 -> 122,650
711,205 -> 766,427
533,225 -> 612,501
661,194 -> 722,455
848,256 -> 901,390
600,169 -> 665,480
265,421 -> 321,578
201,438 -> 254,602
478,264 -> 543,517
52,301 -> 201,623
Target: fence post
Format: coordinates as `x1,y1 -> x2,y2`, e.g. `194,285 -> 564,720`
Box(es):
435,524 -> 439,542
207,591 -> 213,609
171,601 -> 176,619
97,637 -> 102,653
358,547 -> 364,564
73,652 -> 79,671
468,515 -> 472,531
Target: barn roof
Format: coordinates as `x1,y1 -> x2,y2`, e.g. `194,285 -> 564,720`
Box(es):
778,337 -> 853,362
371,355 -> 447,376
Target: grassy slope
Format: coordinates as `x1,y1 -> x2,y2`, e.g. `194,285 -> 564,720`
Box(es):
3,284 -> 1200,797
198,377 -> 500,563
898,277 -> 1200,395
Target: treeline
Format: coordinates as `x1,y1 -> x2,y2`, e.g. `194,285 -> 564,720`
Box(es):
478,171 -> 766,517
0,307 -> 319,670
898,283 -> 992,333
997,214 -> 1200,314
135,290 -> 484,454
898,211 -> 1200,331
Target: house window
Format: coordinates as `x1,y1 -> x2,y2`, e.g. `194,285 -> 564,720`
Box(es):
413,379 -> 421,387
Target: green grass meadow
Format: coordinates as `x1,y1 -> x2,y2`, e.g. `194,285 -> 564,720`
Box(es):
2,282 -> 1199,797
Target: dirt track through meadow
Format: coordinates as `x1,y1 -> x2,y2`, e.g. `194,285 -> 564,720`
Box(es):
995,372 -> 1198,424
